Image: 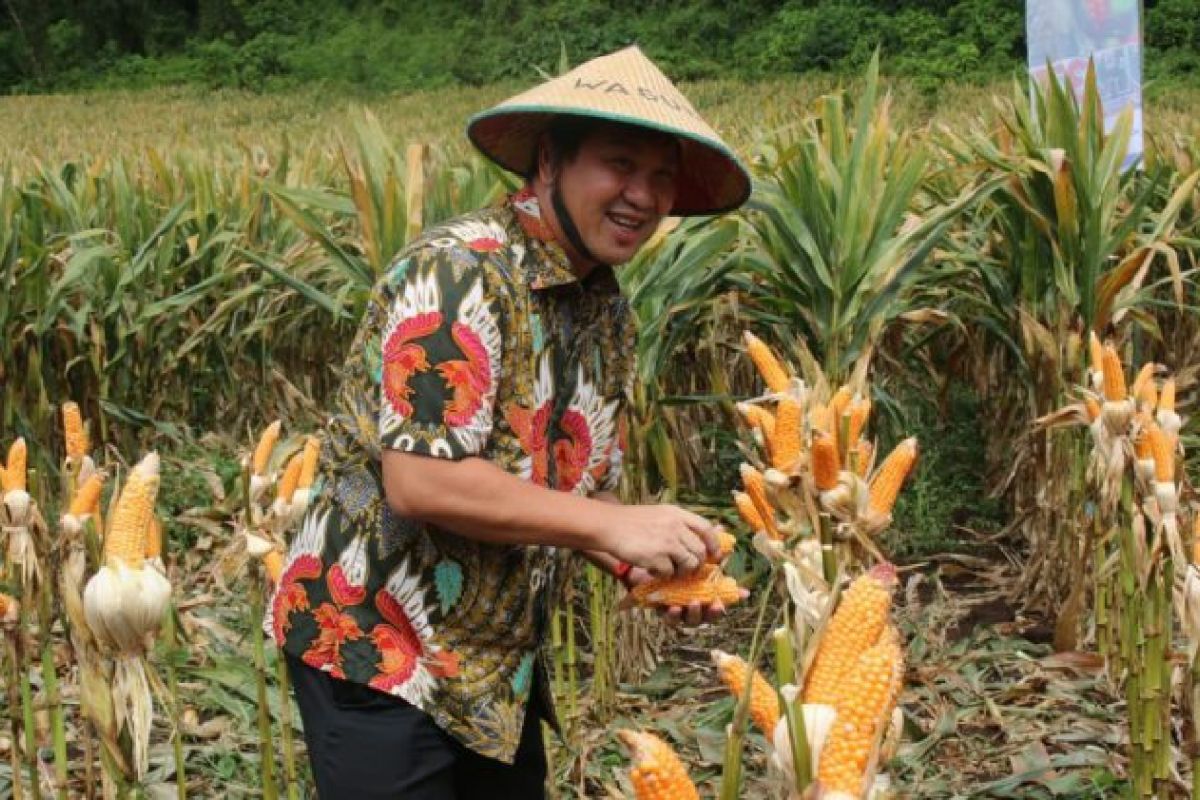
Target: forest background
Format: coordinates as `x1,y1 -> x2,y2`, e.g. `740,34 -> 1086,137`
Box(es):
2,0 -> 1198,97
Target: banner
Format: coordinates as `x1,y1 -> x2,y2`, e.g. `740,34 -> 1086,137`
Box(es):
1026,0 -> 1143,168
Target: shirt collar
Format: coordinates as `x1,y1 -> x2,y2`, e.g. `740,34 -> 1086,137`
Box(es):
509,186 -> 614,292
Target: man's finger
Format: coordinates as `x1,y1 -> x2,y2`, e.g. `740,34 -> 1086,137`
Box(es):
662,606 -> 683,626
649,556 -> 674,579
684,601 -> 703,626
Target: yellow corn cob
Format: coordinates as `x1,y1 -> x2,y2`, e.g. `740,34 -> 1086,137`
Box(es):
627,564 -> 743,608
1146,423 -> 1173,483
817,631 -> 905,796
3,438 -> 26,492
252,420 -> 282,476
737,402 -> 776,441
1133,418 -> 1154,462
105,454 -> 161,569
63,402 -> 89,460
69,474 -> 104,517
867,438 -> 918,515
1101,344 -> 1126,402
804,564 -> 897,705
1159,378 -> 1176,413
0,592 -> 12,618
1084,396 -> 1101,422
743,332 -> 790,394
853,439 -> 874,478
1088,331 -> 1103,375
298,436 -> 321,489
712,650 -> 780,735
277,453 -> 304,504
830,386 -> 852,425
733,490 -> 765,533
1130,362 -> 1155,405
739,464 -> 780,539
846,397 -> 871,448
617,730 -> 699,800
145,516 -> 163,560
264,550 -> 285,584
770,396 -> 803,470
708,529 -> 737,563
811,430 -> 841,491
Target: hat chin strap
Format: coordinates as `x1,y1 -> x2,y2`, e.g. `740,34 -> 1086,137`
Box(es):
551,179 -> 609,271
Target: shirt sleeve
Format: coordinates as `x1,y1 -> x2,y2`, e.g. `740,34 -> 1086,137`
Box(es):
375,243 -> 504,460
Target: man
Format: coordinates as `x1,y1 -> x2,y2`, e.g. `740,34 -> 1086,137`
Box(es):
268,45 -> 751,799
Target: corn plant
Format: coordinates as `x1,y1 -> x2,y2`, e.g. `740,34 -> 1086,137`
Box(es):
943,62 -> 1200,620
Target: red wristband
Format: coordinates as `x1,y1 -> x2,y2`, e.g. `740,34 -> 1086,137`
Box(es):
612,561 -> 632,581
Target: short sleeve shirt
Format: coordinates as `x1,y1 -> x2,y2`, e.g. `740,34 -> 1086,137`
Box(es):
267,187 -> 635,763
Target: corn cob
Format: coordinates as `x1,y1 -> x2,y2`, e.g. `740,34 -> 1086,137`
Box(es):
0,592 -> 17,624
104,454 -> 161,569
617,730 -> 699,800
708,528 -> 737,563
69,473 -> 104,517
264,549 -> 285,584
145,516 -> 163,561
1146,422 -> 1173,483
1133,419 -> 1154,462
739,463 -> 780,539
830,386 -> 852,428
1130,362 -> 1155,405
853,439 -> 873,478
1159,378 -> 1176,413
2,438 -> 26,492
867,438 -> 918,516
277,452 -> 304,504
846,397 -> 871,448
804,564 -> 897,705
627,564 -> 743,609
712,649 -> 780,735
737,402 -> 776,441
252,420 -> 282,476
298,436 -> 321,489
63,401 -> 89,460
733,490 -> 766,533
1088,331 -> 1103,376
770,396 -> 803,470
817,630 -> 905,797
1139,379 -> 1158,411
1101,344 -> 1126,402
811,430 -> 840,491
744,332 -> 790,394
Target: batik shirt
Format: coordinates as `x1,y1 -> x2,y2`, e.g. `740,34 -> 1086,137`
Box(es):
267,187 -> 635,763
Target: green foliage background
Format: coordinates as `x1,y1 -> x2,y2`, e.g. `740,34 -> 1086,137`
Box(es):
1,0 -> 1197,95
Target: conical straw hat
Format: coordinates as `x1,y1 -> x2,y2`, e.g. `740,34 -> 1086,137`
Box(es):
467,46 -> 751,216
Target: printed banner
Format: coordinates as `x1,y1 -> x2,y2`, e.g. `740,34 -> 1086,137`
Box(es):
1026,0 -> 1143,168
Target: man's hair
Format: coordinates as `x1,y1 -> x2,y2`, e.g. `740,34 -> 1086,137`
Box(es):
529,115 -> 681,181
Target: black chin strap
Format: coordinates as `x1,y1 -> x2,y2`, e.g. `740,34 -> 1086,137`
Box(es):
551,179 -> 609,271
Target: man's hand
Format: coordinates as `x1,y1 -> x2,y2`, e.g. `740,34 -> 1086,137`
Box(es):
594,504 -> 721,579
622,566 -> 749,626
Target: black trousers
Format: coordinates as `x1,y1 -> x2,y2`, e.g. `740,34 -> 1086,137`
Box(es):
285,653 -> 547,799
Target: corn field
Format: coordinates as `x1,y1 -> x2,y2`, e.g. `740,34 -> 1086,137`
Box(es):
2,58 -> 1200,799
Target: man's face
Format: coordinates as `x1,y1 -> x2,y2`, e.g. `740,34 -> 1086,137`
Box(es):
550,126 -> 680,267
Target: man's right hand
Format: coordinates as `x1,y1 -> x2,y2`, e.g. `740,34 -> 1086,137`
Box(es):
593,504 -> 720,579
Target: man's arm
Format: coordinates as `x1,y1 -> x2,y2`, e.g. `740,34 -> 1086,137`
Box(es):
382,451 -> 717,579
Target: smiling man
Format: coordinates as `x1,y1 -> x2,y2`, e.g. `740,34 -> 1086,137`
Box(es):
270,46 -> 751,799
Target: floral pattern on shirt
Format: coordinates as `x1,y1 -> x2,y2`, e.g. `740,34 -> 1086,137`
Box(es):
268,187 -> 635,763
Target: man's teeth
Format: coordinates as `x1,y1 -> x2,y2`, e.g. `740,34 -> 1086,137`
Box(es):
610,214 -> 641,230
